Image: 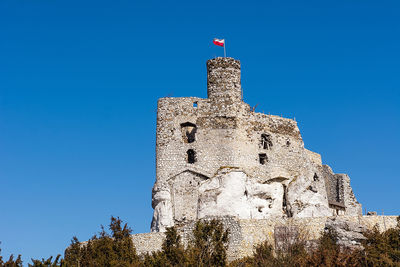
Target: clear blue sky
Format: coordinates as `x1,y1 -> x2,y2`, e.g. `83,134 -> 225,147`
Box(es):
1,0 -> 399,264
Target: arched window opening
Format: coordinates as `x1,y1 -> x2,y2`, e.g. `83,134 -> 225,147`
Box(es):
259,153 -> 267,165
187,149 -> 196,164
261,134 -> 273,150
181,122 -> 197,143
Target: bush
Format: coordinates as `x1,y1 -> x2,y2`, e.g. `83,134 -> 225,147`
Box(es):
145,219 -> 230,267
231,221 -> 400,267
143,226 -> 186,266
363,224 -> 400,266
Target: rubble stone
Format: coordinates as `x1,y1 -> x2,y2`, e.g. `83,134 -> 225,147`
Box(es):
325,217 -> 367,249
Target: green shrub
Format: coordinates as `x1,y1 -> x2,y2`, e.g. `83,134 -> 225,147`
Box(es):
64,216 -> 139,267
145,219 -> 230,267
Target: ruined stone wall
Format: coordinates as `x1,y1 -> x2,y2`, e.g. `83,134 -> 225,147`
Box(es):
305,149 -> 322,166
342,173 -> 363,215
151,57 -> 361,232
132,216 -> 398,262
322,165 -> 346,211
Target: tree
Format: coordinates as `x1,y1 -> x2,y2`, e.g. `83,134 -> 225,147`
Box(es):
64,216 -> 139,267
145,219 -> 230,267
144,226 -> 186,266
28,255 -> 64,267
363,222 -> 400,266
0,246 -> 23,267
187,219 -> 230,267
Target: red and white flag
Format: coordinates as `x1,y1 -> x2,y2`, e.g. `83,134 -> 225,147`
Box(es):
213,38 -> 225,47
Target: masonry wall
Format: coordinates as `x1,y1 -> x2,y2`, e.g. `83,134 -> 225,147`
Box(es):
133,216 -> 398,262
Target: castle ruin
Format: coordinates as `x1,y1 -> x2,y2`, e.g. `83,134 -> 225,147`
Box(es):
150,57 -> 362,232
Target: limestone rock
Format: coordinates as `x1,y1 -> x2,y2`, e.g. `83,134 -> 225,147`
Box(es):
198,170 -> 284,219
325,217 -> 367,249
151,182 -> 174,232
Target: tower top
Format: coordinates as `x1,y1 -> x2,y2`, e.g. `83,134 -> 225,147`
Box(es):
206,57 -> 242,102
206,57 -> 240,70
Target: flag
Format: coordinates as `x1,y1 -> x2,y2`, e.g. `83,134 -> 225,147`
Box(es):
213,38 -> 225,47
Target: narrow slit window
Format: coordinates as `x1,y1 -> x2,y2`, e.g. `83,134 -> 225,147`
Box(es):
259,153 -> 267,165
261,134 -> 273,150
187,149 -> 196,164
286,140 -> 291,147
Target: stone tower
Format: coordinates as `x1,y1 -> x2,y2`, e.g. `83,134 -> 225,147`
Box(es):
151,57 -> 362,232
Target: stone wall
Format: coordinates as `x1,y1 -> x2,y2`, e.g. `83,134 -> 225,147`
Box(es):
207,57 -> 242,102
305,149 -> 322,166
133,216 -> 398,262
151,57 -> 362,232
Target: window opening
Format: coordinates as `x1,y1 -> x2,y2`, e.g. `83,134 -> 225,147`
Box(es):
193,102 -> 198,108
187,149 -> 196,164
259,153 -> 267,165
336,178 -> 341,202
181,122 -> 197,143
261,134 -> 273,149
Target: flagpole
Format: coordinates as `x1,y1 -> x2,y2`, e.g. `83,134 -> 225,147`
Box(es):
224,40 -> 226,57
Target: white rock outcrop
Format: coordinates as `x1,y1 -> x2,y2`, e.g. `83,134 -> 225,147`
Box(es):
151,166 -> 348,232
198,171 -> 284,219
151,182 -> 174,232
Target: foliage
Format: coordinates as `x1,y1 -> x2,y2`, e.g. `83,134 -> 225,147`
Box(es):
0,246 -> 23,267
64,216 -> 139,267
145,219 -> 230,267
305,226 -> 367,267
363,223 -> 400,266
231,220 -> 400,267
143,226 -> 186,267
2,216 -> 400,266
28,255 -> 64,267
188,219 -> 229,266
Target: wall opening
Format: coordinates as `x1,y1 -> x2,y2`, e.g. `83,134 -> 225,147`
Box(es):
336,178 -> 341,202
261,134 -> 273,149
187,149 -> 196,164
313,173 -> 319,181
193,102 -> 198,108
181,122 -> 197,143
259,153 -> 267,165
282,185 -> 292,217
